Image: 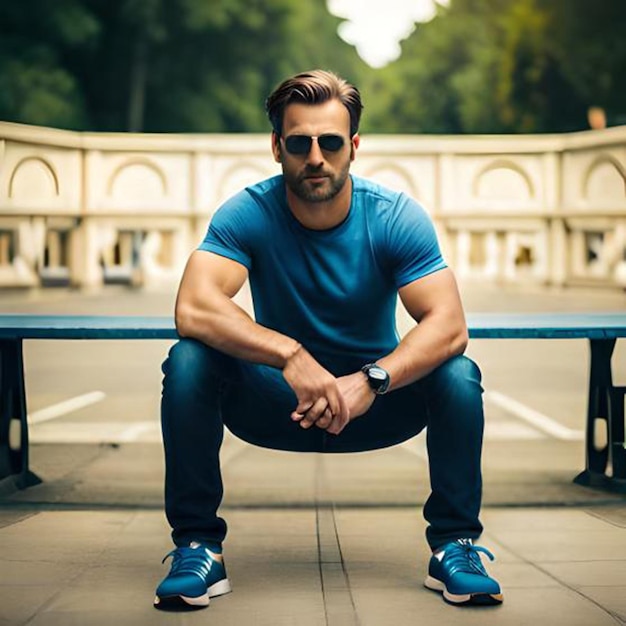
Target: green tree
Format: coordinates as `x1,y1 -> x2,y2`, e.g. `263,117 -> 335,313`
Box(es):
546,0 -> 626,127
361,0 -> 503,133
4,0 -> 623,134
0,0 -> 99,128
363,0 -> 626,134
0,0 -> 367,132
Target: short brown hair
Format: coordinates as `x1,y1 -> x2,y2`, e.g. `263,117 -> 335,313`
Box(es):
265,69 -> 363,137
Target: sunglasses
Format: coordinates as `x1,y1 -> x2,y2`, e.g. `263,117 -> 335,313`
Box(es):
283,134 -> 346,155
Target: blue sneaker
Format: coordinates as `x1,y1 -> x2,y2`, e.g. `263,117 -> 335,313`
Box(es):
424,539 -> 503,606
154,541 -> 232,610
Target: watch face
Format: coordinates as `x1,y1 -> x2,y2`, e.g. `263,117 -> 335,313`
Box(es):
363,364 -> 390,394
368,367 -> 387,381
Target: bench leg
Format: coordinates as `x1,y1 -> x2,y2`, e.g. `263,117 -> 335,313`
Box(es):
573,338 -> 626,493
610,385 -> 626,480
0,339 -> 41,489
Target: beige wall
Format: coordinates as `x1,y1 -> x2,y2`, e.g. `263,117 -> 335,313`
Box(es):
1,121 -> 625,289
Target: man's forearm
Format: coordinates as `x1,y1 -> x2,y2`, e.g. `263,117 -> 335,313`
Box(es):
375,314 -> 468,392
176,296 -> 301,369
177,289 -> 352,431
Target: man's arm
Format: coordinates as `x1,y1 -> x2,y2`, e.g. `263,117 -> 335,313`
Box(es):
377,267 -> 468,390
176,250 -> 296,366
175,250 -> 349,425
321,268 -> 467,435
377,268 -> 468,390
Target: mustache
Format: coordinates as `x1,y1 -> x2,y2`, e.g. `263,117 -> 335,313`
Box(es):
300,166 -> 331,178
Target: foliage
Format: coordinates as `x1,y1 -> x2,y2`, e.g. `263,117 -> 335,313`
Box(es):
0,0 -> 367,132
0,0 -> 624,133
363,0 -> 626,133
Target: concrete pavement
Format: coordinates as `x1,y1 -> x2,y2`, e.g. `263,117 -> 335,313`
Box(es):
1,438 -> 625,625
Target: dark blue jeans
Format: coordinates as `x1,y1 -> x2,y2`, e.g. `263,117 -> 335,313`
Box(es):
161,338 -> 485,551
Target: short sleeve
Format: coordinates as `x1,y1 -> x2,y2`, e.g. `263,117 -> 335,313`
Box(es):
386,195 -> 447,288
198,191 -> 254,269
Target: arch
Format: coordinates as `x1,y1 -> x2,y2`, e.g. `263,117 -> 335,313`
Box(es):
582,155 -> 626,200
361,163 -> 419,199
107,158 -> 167,199
215,161 -> 275,204
8,156 -> 60,199
473,159 -> 534,200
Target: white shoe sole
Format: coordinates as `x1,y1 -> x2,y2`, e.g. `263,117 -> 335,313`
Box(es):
424,575 -> 503,605
154,578 -> 232,610
208,578 -> 233,598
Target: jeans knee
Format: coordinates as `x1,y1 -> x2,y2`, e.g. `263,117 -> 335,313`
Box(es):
424,355 -> 484,433
427,354 -> 483,398
162,338 -> 221,388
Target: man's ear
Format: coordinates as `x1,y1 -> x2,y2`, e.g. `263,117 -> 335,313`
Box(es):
350,134 -> 360,161
271,132 -> 282,163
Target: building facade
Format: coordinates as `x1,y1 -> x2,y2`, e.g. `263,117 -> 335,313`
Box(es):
1,121 -> 625,290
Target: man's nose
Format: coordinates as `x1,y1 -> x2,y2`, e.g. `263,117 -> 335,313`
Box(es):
305,138 -> 324,166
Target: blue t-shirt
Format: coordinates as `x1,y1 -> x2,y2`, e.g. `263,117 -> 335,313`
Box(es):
199,175 -> 446,361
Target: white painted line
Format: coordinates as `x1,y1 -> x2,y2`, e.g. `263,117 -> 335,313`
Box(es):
27,416 -> 247,447
29,421 -> 161,444
485,390 -> 584,441
485,421 -> 545,440
118,421 -> 158,442
399,419 -> 546,457
27,391 -> 106,425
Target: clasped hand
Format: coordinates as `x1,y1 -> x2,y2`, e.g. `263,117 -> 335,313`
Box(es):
282,347 -> 375,436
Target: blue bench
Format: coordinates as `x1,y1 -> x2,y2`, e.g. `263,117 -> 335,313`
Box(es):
1,313 -> 625,493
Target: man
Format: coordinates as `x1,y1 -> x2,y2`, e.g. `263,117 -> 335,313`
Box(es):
154,69 -> 503,610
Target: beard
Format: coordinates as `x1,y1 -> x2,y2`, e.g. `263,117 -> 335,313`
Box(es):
282,160 -> 351,203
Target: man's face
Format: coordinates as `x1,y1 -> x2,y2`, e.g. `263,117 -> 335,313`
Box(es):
272,99 -> 359,203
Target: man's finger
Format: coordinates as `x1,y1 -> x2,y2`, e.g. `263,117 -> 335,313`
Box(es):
327,393 -> 342,420
328,391 -> 349,426
315,407 -> 333,429
294,400 -> 313,416
327,410 -> 350,435
299,397 -> 328,429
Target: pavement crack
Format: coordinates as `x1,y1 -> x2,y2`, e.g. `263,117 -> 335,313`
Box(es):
315,455 -> 360,626
492,536 -> 624,625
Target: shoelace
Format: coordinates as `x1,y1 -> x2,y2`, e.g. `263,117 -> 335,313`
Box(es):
442,541 -> 495,577
162,546 -> 215,579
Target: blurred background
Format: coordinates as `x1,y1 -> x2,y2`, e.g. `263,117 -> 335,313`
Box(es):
1,0 -> 626,293
1,0 -> 625,134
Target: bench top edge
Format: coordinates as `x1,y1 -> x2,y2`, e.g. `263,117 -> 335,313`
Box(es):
0,313 -> 625,340
0,315 -> 177,339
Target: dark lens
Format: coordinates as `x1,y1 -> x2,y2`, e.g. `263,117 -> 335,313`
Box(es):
317,135 -> 345,151
284,135 -> 312,154
283,134 -> 345,155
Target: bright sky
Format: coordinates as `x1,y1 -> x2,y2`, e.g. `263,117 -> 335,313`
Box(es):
327,0 -> 449,68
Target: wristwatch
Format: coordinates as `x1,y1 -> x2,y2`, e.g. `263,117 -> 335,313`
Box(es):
361,363 -> 390,395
